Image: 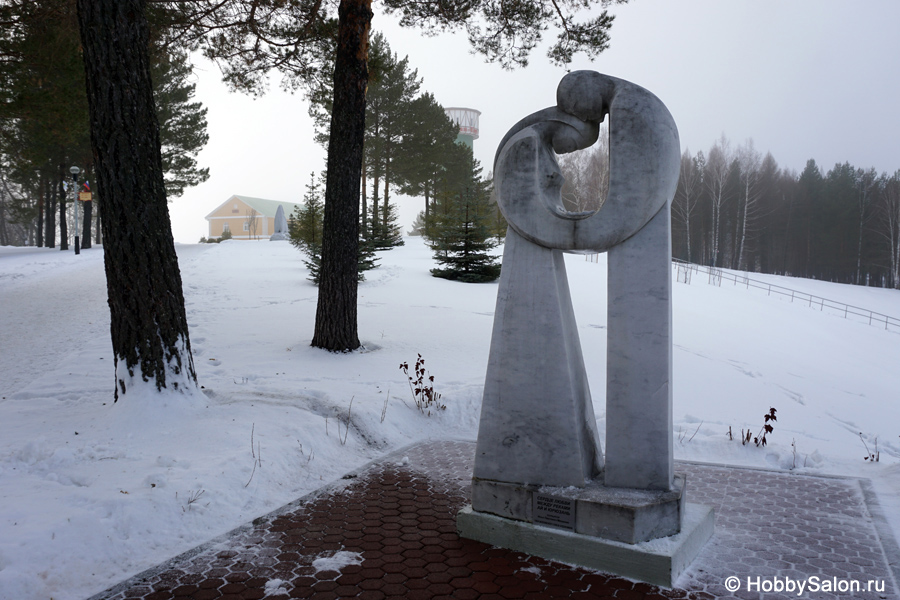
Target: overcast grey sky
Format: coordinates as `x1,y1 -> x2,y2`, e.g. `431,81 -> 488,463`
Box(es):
169,0 -> 900,243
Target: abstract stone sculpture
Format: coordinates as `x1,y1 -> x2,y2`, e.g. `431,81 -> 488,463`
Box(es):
459,71 -> 714,587
269,204 -> 289,241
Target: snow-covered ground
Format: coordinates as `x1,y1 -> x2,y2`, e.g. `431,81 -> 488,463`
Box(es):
1,238 -> 898,600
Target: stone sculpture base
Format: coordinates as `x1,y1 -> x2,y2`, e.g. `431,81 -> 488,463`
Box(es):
457,502 -> 715,588
472,475 -> 688,545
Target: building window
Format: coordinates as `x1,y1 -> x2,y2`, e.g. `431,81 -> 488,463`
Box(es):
223,223 -> 230,232
243,222 -> 249,231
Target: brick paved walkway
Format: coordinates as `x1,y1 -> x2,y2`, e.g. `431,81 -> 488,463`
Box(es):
89,440 -> 898,600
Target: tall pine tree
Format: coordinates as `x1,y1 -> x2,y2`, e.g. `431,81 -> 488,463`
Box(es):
396,92 -> 460,233
76,0 -> 197,400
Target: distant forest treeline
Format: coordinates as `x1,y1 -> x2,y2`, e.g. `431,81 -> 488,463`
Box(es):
560,133 -> 900,289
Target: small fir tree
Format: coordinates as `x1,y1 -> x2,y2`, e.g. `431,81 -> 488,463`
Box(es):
427,159 -> 500,283
301,233 -> 379,285
290,171 -> 377,284
289,172 -> 325,251
357,230 -> 380,278
368,198 -> 404,249
408,211 -> 426,236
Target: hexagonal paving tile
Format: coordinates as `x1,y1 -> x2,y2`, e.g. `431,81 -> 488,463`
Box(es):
89,441 -> 897,600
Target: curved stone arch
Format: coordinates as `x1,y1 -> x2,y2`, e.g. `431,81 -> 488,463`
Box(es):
494,71 -> 680,253
475,71 -> 680,495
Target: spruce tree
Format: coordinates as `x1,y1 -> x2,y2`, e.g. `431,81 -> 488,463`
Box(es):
368,199 -> 404,249
291,171 -> 378,284
289,172 -> 325,282
428,157 -> 500,283
302,232 -> 379,285
407,211 -> 426,236
356,230 -> 380,279
290,172 -> 325,251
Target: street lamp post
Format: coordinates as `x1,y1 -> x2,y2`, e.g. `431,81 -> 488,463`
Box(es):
70,166 -> 80,255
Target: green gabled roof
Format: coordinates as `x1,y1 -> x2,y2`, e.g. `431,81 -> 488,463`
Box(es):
205,195 -> 303,220
233,195 -> 302,218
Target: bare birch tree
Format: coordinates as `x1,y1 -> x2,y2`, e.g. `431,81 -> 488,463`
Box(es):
672,148 -> 702,262
854,167 -> 878,284
878,171 -> 900,288
245,208 -> 260,240
704,134 -> 732,267
558,124 -> 609,214
734,139 -> 763,270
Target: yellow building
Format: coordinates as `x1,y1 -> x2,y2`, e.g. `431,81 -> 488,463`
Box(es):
205,195 -> 302,241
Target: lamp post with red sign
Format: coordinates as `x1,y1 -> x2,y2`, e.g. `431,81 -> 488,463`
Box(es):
70,166 -> 80,254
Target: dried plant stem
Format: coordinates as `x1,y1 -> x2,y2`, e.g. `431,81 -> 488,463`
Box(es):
381,386 -> 390,423
688,421 -> 703,443
340,397 -> 354,446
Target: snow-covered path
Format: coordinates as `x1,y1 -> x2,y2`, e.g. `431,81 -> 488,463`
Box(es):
0,244 -> 214,400
0,248 -> 109,399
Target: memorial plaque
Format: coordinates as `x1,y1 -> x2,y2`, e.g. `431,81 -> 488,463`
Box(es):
533,493 -> 576,531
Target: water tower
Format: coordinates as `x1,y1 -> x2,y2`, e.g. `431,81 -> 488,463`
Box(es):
444,107 -> 481,150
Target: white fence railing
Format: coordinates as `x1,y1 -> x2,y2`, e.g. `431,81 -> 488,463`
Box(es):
671,259 -> 900,333
583,253 -> 899,333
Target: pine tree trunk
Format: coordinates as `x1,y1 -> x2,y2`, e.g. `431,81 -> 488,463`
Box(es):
360,166 -> 367,232
36,176 -> 44,248
311,0 -> 372,352
371,173 -> 379,238
383,154 -> 390,229
94,201 -> 102,245
44,178 -> 55,248
76,0 -> 196,400
0,202 -> 7,246
58,168 -> 68,250
856,201 -> 865,285
81,200 -> 92,249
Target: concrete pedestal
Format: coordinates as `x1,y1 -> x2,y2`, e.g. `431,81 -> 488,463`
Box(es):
457,502 -> 715,588
472,474 -> 687,545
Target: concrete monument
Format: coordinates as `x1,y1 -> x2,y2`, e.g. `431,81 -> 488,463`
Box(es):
269,204 -> 289,241
457,71 -> 714,587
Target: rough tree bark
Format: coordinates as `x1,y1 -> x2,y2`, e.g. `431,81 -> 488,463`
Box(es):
36,174 -> 45,248
360,168 -> 367,233
81,197 -> 92,249
95,202 -> 102,245
58,168 -> 68,250
76,0 -> 196,400
44,178 -> 55,248
311,0 -> 372,351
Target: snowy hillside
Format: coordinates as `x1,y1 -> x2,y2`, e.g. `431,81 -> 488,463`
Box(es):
1,238 -> 899,600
